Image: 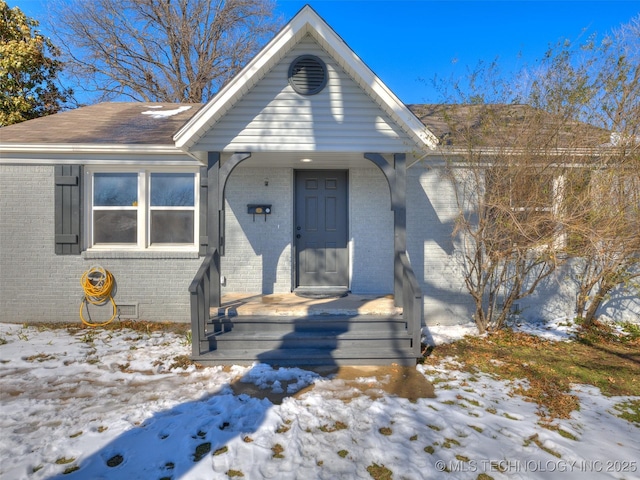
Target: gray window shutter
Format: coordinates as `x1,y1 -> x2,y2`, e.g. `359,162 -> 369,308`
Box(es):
55,165 -> 83,255
199,165 -> 208,255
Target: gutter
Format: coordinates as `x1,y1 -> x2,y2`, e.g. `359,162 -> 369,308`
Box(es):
0,143 -> 204,166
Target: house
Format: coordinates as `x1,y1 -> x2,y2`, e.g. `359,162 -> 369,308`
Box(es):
1,7 -> 636,365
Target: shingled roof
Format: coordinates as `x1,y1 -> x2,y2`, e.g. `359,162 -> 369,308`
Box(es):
1,101 -> 608,151
408,104 -> 609,149
0,103 -> 202,145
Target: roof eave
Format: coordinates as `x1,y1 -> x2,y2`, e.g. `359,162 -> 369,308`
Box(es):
438,146 -> 613,156
0,143 -> 204,165
0,143 -> 184,155
414,145 -> 619,167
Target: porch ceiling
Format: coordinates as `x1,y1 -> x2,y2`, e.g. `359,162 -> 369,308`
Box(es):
224,151 -> 393,169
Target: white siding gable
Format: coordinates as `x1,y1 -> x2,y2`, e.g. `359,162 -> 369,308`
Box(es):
192,35 -> 414,153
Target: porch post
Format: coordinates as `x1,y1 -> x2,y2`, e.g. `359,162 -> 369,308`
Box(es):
363,152 -> 406,307
218,153 -> 251,257
394,153 -> 407,308
207,152 -> 221,307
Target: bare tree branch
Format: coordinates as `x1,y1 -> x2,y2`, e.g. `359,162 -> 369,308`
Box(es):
421,14 -> 639,332
47,0 -> 282,103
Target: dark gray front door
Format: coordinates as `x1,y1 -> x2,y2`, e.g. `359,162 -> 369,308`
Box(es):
295,170 -> 348,287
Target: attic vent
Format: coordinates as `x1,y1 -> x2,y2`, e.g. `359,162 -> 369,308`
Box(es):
288,55 -> 327,95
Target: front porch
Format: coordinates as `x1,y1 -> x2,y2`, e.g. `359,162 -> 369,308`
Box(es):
189,251 -> 424,366
175,5 -> 434,366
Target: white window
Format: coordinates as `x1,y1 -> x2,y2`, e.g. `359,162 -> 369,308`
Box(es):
87,169 -> 198,250
485,168 -> 558,248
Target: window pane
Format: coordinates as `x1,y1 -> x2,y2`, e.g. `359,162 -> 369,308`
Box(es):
94,173 -> 138,206
150,211 -> 194,243
94,211 -> 137,243
151,173 -> 195,206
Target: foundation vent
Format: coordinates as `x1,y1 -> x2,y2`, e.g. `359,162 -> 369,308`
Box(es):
116,303 -> 138,319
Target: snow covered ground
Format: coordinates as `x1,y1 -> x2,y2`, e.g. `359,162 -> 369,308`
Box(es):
0,322 -> 638,480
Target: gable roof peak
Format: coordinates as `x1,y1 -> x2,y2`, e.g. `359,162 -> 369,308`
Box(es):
173,4 -> 437,152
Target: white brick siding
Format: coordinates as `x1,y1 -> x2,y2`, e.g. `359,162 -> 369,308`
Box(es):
349,168 -> 394,293
222,167 -> 293,294
3,163 -> 636,326
0,165 -> 200,323
222,166 -> 394,295
406,165 -> 475,325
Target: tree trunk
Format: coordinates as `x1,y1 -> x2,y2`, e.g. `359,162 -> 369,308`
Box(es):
582,283 -> 612,325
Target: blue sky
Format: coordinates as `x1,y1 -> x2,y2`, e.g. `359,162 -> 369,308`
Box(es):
12,0 -> 640,103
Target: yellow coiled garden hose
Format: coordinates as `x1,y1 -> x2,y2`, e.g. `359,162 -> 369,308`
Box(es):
80,266 -> 117,327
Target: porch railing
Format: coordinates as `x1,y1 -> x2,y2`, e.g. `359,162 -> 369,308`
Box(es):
188,249 -> 220,357
400,251 -> 424,356
189,248 -> 423,361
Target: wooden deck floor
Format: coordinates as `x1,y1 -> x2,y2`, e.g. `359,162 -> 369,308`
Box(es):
215,292 -> 402,317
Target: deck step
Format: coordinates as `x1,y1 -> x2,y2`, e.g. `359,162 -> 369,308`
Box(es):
208,315 -> 408,335
207,335 -> 413,351
193,347 -> 418,367
193,314 -> 419,366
